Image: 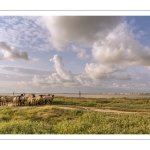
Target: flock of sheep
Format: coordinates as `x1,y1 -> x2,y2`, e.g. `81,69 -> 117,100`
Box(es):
0,93 -> 55,107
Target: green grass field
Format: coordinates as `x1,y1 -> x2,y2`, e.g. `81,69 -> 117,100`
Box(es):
1,96 -> 150,134
54,96 -> 150,112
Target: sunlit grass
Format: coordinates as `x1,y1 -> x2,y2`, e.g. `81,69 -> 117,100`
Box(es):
53,112 -> 150,134
0,105 -> 150,134
0,120 -> 53,134
1,96 -> 150,134
54,96 -> 150,111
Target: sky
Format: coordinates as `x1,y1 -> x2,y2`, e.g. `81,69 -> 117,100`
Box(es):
1,16 -> 150,93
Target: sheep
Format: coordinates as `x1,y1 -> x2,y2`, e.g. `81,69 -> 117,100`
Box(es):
12,94 -> 26,106
13,96 -> 20,106
23,96 -> 29,105
35,95 -> 43,105
42,94 -> 54,105
0,96 -> 15,106
49,95 -> 54,104
0,96 -> 7,106
5,96 -> 14,105
19,96 -> 26,106
0,96 -> 1,106
1,93 -> 54,107
3,96 -> 7,106
27,97 -> 36,106
20,93 -> 25,96
26,94 -> 36,106
19,94 -> 26,105
27,94 -> 35,98
42,95 -> 48,105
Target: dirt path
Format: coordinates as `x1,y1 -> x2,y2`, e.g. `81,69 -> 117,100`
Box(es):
1,104 -> 149,114
52,105 -> 149,114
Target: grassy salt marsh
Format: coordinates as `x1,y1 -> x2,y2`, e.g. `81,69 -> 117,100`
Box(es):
0,96 -> 150,134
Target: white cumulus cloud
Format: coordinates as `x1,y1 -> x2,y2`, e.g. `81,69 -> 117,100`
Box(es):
92,22 -> 150,66
85,63 -> 117,80
50,54 -> 74,81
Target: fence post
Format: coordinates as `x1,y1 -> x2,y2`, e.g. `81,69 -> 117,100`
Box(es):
79,90 -> 81,98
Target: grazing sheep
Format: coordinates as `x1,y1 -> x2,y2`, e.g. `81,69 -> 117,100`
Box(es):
49,95 -> 54,104
23,96 -> 28,105
19,96 -> 26,106
13,96 -> 20,106
42,95 -> 48,105
0,96 -> 7,106
13,94 -> 25,106
42,94 -> 54,105
1,93 -> 54,107
0,97 -> 2,106
28,94 -> 35,98
26,94 -> 36,106
27,97 -> 36,106
5,96 -> 14,105
35,95 -> 43,105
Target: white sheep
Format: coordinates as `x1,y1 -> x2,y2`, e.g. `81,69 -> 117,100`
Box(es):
42,94 -> 54,105
0,96 -> 7,106
12,94 -> 26,106
27,97 -> 36,106
35,95 -> 43,105
12,96 -> 20,106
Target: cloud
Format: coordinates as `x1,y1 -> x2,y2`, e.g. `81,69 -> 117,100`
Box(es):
2,16 -> 150,93
85,63 -> 117,80
28,54 -> 96,88
0,54 -> 93,89
18,81 -> 27,86
129,18 -> 135,25
40,16 -> 122,50
0,16 -> 52,52
22,54 -> 132,90
30,75 -> 49,88
3,17 -> 19,25
50,54 -> 74,81
72,45 -> 90,60
0,42 -> 39,61
27,54 -> 131,90
39,16 -> 144,83
0,66 -> 53,75
112,72 -> 131,80
74,73 -> 95,87
135,30 -> 145,39
0,71 -> 33,79
0,53 -> 149,93
77,50 -> 90,60
92,22 -> 150,66
85,62 -> 130,80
